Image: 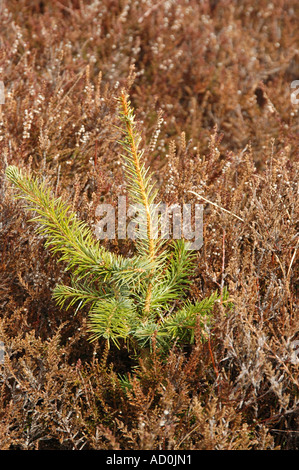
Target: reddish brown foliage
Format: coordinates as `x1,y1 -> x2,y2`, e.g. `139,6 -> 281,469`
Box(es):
0,0 -> 298,449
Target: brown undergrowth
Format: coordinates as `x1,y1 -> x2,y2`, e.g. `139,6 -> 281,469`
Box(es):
0,0 -> 298,450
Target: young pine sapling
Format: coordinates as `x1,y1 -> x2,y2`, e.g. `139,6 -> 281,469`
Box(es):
6,92 -> 227,352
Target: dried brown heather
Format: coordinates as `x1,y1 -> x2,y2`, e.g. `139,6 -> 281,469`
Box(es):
0,0 -> 298,450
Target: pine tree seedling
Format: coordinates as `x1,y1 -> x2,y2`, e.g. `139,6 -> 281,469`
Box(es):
5,91 -> 227,353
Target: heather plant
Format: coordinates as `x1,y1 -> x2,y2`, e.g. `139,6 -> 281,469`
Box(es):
1,0 -> 298,451
5,92 -> 225,352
